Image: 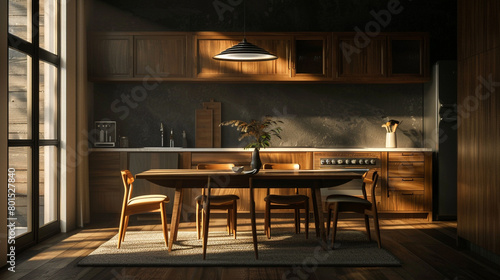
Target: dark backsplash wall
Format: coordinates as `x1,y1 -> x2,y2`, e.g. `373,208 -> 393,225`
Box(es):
88,0 -> 456,148
92,83 -> 423,148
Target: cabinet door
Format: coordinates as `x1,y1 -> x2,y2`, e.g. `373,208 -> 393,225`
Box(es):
89,35 -> 133,79
195,35 -> 291,80
388,34 -> 429,79
388,162 -> 425,177
135,35 -> 188,78
196,37 -> 243,77
386,191 -> 426,211
292,35 -> 331,80
240,36 -> 290,77
89,152 -> 127,215
337,36 -> 386,79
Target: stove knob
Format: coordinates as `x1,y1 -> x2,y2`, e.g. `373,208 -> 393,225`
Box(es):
345,159 -> 350,165
320,159 -> 325,165
364,159 -> 370,164
359,159 -> 365,165
337,159 -> 343,164
351,159 -> 357,164
370,159 -> 376,165
330,158 -> 336,164
326,159 -> 331,165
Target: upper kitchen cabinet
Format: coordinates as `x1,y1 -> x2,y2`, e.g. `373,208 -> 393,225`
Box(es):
88,34 -> 133,80
291,34 -> 332,80
194,33 -> 291,80
335,33 -> 386,81
387,33 -> 429,81
134,34 -> 190,78
88,32 -> 429,83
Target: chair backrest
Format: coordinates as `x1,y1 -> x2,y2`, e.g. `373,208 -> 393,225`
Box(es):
361,169 -> 379,206
120,170 -> 135,205
197,164 -> 235,195
197,163 -> 235,170
262,163 -> 300,170
263,163 -> 300,194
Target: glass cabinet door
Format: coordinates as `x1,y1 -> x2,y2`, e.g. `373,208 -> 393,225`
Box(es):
292,35 -> 331,80
388,35 -> 429,78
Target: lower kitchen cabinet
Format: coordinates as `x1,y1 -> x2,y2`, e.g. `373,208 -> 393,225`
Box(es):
88,150 -> 433,220
128,153 -> 179,214
381,152 -> 433,220
88,152 -> 179,218
89,152 -> 127,216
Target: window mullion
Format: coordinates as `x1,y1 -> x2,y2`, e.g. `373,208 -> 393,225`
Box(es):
31,0 -> 40,240
40,49 -> 59,66
8,34 -> 35,55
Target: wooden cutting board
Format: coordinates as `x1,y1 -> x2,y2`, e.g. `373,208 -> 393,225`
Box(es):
203,99 -> 221,148
195,109 -> 213,148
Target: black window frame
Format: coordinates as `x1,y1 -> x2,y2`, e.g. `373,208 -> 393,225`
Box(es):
7,0 -> 61,251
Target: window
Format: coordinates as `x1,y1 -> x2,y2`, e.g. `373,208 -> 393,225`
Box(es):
7,0 -> 60,250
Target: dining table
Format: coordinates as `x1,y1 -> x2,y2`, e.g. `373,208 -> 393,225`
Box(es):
135,168 -> 368,259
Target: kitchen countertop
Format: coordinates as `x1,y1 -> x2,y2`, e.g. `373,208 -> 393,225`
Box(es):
89,147 -> 433,152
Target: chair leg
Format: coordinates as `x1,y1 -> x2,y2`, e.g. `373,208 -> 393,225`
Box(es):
233,200 -> 237,239
305,201 -> 309,239
202,201 -> 210,260
331,203 -> 339,247
326,206 -> 332,237
294,207 -> 300,234
196,200 -> 201,240
122,215 -> 129,242
227,208 -> 231,235
264,203 -> 268,237
117,211 -> 127,249
265,200 -> 271,239
160,202 -> 169,248
373,211 -> 382,248
364,214 -> 372,241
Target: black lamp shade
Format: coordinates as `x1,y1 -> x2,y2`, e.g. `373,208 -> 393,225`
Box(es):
213,38 -> 278,61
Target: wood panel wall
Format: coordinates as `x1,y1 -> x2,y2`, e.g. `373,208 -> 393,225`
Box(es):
457,0 -> 500,255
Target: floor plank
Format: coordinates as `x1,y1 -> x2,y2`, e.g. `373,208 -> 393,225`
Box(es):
1,217 -> 500,280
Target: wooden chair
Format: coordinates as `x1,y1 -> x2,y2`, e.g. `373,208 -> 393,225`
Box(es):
263,163 -> 310,239
117,170 -> 170,249
326,169 -> 381,248
195,163 -> 239,240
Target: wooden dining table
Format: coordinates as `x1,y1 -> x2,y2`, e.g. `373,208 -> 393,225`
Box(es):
135,168 -> 368,259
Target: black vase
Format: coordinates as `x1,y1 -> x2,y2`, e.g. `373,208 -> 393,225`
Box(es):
251,148 -> 262,171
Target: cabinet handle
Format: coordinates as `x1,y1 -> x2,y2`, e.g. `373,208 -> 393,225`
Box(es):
402,192 -> 414,196
402,163 -> 414,166
402,178 -> 414,181
402,153 -> 414,156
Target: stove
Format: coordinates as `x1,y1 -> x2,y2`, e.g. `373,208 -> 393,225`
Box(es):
314,152 -> 381,169
313,151 -> 382,198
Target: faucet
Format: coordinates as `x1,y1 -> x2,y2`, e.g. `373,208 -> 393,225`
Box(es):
160,122 -> 164,147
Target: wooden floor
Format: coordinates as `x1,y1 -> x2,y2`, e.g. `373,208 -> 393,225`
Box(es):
1,215 -> 500,280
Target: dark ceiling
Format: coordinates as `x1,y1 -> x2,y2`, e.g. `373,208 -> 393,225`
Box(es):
90,0 -> 457,62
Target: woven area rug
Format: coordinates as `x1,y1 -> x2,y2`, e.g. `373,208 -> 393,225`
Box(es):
78,230 -> 400,267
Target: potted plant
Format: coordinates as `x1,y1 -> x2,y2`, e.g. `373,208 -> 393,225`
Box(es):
220,116 -> 283,171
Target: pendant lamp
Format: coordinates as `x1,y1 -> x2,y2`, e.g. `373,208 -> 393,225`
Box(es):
213,1 -> 278,61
